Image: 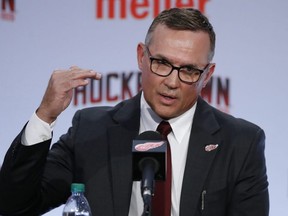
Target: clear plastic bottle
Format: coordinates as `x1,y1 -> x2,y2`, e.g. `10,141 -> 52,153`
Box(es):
62,183 -> 92,216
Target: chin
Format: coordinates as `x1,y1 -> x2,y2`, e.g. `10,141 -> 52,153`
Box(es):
157,111 -> 175,120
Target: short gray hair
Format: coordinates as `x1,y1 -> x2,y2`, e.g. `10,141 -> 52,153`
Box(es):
145,8 -> 216,61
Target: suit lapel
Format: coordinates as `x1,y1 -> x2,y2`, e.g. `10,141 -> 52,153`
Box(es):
180,97 -> 221,216
107,93 -> 141,216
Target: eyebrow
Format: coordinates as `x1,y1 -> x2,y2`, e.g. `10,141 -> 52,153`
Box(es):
146,46 -> 203,69
152,54 -> 200,69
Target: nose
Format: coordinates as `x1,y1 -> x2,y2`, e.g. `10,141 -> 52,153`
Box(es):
164,69 -> 180,89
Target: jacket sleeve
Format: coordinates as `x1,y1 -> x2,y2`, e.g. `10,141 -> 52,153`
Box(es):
0,126 -> 52,215
0,112 -> 80,215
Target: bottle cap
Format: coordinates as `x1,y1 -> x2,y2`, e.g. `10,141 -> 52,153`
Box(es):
71,183 -> 85,193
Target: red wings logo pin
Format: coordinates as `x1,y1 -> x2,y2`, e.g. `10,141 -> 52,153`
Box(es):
205,144 -> 219,152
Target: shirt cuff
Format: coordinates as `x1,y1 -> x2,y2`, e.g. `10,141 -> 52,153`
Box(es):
21,112 -> 56,146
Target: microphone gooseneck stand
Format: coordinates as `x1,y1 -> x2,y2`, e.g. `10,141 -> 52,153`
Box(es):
140,158 -> 159,216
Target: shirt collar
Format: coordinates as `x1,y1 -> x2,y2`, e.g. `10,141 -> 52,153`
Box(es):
140,93 -> 197,143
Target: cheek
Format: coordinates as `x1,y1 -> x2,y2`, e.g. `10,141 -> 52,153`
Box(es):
141,71 -> 150,90
141,69 -> 157,90
181,86 -> 199,106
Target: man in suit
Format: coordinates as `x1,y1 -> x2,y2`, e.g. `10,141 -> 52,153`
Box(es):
0,7 -> 269,216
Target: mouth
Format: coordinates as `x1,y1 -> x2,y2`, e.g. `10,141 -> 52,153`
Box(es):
159,92 -> 177,104
161,93 -> 176,99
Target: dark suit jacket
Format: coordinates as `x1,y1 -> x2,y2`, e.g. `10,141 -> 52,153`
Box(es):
0,93 -> 269,216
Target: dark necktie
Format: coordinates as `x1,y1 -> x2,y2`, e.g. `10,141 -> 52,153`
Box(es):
152,121 -> 172,216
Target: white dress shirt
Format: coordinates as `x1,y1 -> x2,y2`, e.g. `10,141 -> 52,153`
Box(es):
129,94 -> 196,216
22,93 -> 196,216
22,112 -> 55,146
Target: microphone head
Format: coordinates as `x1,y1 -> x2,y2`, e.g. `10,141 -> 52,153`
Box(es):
136,130 -> 162,140
132,131 -> 167,181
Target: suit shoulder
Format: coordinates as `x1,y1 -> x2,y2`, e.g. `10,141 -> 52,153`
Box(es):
72,97 -> 136,122
210,105 -> 263,134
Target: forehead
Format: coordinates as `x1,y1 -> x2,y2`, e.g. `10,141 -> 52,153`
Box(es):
148,25 -> 211,65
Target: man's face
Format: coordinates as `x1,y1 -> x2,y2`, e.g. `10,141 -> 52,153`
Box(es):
137,24 -> 215,120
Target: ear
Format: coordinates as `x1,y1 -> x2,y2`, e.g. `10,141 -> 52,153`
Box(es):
202,63 -> 216,88
137,43 -> 145,71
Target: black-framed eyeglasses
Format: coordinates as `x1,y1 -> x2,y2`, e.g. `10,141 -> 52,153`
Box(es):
146,46 -> 210,85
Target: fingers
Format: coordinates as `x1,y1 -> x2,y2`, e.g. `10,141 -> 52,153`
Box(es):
37,66 -> 101,123
53,66 -> 102,90
69,67 -> 102,89
69,65 -> 102,81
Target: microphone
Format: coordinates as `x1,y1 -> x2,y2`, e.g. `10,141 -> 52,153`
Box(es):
132,131 -> 167,215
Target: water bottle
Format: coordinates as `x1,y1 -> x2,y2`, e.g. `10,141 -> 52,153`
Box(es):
63,183 -> 92,216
